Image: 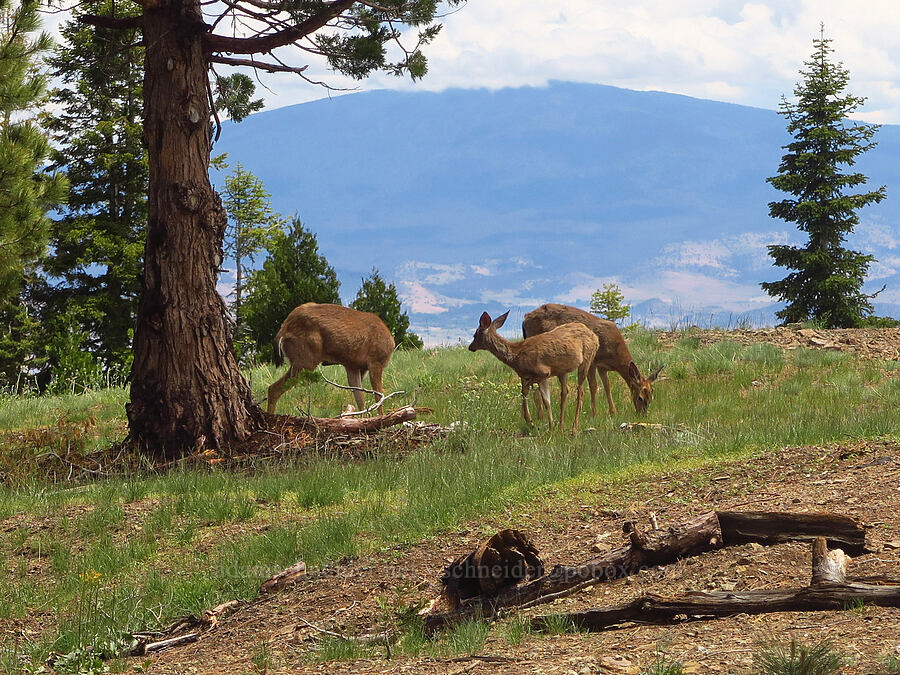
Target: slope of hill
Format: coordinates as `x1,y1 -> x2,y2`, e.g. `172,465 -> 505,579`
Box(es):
215,81 -> 900,342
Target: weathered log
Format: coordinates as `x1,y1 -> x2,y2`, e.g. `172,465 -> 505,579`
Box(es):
531,583 -> 900,632
532,538 -> 898,632
424,511 -> 722,632
424,511 -> 869,632
717,511 -> 868,554
441,529 -> 543,609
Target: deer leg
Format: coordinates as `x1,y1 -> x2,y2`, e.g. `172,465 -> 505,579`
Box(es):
267,366 -> 298,414
532,387 -> 545,420
368,364 -> 386,415
538,379 -> 553,429
587,366 -> 598,417
521,382 -> 533,425
557,374 -> 568,430
600,370 -> 617,416
573,366 -> 588,433
345,367 -> 366,411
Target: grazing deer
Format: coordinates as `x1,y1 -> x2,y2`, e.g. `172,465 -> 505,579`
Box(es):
267,303 -> 395,415
522,303 -> 662,416
468,310 -> 599,432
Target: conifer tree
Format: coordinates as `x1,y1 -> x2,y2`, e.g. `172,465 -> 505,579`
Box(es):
761,29 -> 886,328
217,161 -> 284,329
42,0 -> 145,369
73,0 -> 462,453
351,268 -> 422,349
0,0 -> 67,304
241,217 -> 340,359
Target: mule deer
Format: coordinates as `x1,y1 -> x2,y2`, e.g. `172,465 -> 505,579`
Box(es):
468,311 -> 598,432
267,303 -> 395,415
522,303 -> 662,416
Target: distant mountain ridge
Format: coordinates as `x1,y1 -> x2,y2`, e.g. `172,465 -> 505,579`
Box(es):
214,81 -> 900,343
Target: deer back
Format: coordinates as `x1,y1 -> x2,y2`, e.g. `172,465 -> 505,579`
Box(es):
513,322 -> 598,377
276,303 -> 394,370
523,303 -> 633,373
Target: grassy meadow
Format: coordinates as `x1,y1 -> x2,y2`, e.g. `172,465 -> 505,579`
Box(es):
1,329 -> 899,671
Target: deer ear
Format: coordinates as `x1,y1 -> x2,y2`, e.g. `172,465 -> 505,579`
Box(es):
649,365 -> 664,382
628,361 -> 640,380
493,310 -> 510,329
479,312 -> 492,329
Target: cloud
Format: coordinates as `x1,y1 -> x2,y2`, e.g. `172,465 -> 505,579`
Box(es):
857,221 -> 900,250
398,261 -> 467,285
658,231 -> 790,275
252,2 -> 900,125
559,269 -> 772,313
399,281 -> 473,314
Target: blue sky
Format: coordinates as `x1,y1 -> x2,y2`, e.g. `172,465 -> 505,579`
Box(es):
248,1 -> 900,124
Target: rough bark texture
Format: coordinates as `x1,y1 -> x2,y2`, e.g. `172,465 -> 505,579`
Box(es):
127,0 -> 263,456
424,511 -> 723,632
532,539 -> 896,633
424,511 -> 870,632
718,511 -> 868,554
531,582 -> 900,632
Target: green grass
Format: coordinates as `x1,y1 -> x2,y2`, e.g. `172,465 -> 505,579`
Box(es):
1,339 -> 899,671
752,639 -> 843,674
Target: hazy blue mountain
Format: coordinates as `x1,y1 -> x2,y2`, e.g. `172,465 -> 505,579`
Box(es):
214,81 -> 900,343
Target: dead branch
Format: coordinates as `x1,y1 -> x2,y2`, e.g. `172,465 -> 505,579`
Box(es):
316,368 -> 406,417
260,560 -> 307,594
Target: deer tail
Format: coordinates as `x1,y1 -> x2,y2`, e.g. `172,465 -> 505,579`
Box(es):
273,334 -> 285,367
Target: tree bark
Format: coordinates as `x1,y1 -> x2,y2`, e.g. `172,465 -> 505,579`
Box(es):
531,582 -> 900,632
532,538 -> 898,632
718,511 -> 868,554
127,0 -> 263,457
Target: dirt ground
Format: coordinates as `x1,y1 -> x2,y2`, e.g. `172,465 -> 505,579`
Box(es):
138,444 -> 900,674
136,327 -> 900,674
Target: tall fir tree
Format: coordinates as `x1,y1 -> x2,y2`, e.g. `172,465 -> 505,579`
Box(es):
42,0 -> 146,370
761,29 -> 886,328
0,0 -> 67,304
241,217 -> 340,359
216,160 -> 284,333
350,268 -> 422,349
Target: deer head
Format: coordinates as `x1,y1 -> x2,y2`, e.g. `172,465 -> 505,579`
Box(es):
468,310 -> 510,352
628,362 -> 663,415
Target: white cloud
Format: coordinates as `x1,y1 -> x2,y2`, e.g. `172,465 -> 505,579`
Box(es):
857,221 -> 900,250
398,261 -> 467,285
658,231 -> 789,275
248,2 -> 900,125
398,281 -> 473,314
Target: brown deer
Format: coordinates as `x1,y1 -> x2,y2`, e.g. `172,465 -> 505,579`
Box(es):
522,303 -> 662,416
468,310 -> 599,432
267,303 -> 395,415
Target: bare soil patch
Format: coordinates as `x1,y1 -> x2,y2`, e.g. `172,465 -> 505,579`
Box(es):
142,439 -> 900,674
655,325 -> 900,361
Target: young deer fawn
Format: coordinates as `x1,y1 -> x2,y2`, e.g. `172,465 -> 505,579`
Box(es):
522,303 -> 662,416
267,303 -> 394,415
468,310 -> 599,432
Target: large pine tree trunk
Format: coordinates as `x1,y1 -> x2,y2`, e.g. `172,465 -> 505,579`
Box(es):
127,0 -> 263,457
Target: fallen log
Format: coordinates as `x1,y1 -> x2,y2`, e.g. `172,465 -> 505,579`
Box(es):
718,511 -> 867,554
423,510 -> 869,632
531,537 -> 900,632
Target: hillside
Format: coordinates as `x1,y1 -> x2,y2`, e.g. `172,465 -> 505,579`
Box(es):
214,81 -> 900,342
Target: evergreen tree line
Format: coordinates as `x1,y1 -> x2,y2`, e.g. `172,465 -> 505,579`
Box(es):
0,1 -> 420,394
0,4 -> 893,394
